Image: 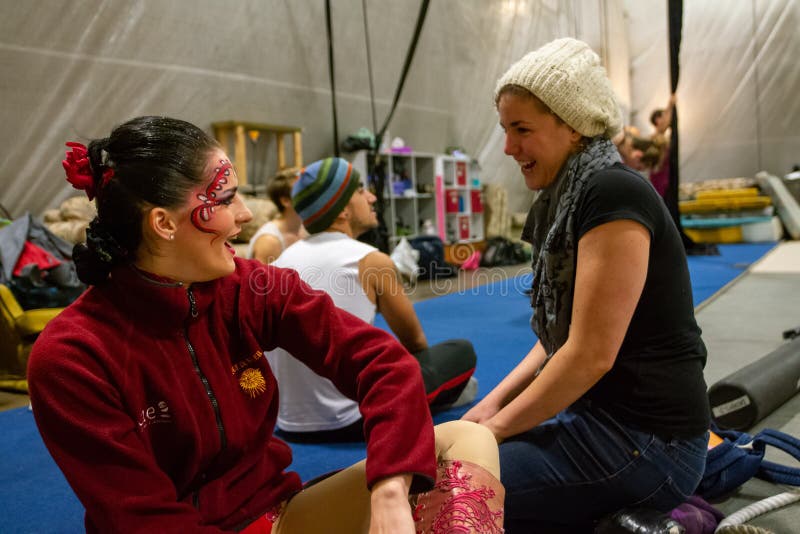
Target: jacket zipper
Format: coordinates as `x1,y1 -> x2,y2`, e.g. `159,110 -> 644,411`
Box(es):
184,287 -> 226,509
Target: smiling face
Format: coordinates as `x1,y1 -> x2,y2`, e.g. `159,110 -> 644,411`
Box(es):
170,148 -> 252,282
498,91 -> 581,191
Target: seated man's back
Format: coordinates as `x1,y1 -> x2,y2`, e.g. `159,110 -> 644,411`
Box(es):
269,232 -> 379,434
266,158 -> 477,442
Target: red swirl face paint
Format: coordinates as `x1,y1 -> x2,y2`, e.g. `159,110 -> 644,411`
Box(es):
191,159 -> 232,233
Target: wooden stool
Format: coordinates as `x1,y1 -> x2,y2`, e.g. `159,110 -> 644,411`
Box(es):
212,121 -> 303,187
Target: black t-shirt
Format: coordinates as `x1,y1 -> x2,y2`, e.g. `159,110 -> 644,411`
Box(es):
574,163 -> 710,438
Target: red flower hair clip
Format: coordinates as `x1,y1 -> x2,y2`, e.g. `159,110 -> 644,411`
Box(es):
62,142 -> 114,201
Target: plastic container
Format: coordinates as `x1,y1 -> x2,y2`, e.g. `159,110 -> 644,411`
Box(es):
455,162 -> 467,186
445,190 -> 459,213
458,216 -> 470,240
470,190 -> 483,213
741,216 -> 783,242
783,172 -> 800,204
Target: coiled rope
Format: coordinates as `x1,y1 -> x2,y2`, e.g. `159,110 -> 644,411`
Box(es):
715,490 -> 800,533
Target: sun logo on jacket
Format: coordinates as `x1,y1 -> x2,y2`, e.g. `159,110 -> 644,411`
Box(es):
239,368 -> 267,398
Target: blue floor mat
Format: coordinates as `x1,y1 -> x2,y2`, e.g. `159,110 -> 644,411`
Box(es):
0,242 -> 776,532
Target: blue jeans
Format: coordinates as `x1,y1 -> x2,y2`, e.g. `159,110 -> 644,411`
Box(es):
500,399 -> 708,532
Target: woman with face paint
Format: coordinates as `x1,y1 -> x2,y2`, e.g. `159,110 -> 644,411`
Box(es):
28,117 -> 504,534
462,39 -> 710,531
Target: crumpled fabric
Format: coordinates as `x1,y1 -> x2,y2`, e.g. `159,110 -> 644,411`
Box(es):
669,495 -> 724,534
390,236 -> 420,281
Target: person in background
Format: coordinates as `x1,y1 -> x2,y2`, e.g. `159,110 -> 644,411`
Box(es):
647,93 -> 677,198
463,38 -> 709,532
650,93 -> 676,138
268,157 -> 478,443
246,168 -> 307,264
28,116 -> 503,533
614,126 -> 647,172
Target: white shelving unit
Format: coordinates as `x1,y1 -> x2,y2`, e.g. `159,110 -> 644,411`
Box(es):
351,150 -> 484,250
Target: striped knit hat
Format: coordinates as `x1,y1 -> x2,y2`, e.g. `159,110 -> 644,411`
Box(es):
292,157 -> 361,234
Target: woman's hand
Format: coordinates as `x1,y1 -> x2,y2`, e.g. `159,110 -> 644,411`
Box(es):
462,343 -> 548,443
461,397 -> 501,425
462,344 -> 546,426
463,400 -> 508,443
369,474 -> 414,534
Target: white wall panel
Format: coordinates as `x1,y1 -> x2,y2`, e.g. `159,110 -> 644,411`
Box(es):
626,0 -> 800,184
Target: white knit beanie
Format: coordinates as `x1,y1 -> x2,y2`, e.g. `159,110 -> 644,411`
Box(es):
495,38 -> 622,139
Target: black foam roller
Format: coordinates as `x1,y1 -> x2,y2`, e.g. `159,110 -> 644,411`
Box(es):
708,336 -> 800,431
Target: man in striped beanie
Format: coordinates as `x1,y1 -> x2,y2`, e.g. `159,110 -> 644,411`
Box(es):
265,157 -> 478,442
291,157 -> 366,234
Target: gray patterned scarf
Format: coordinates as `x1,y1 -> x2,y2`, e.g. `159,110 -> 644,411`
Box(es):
520,137 -> 621,362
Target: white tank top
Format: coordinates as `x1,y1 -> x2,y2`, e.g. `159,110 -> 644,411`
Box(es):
268,232 -> 378,431
246,221 -> 286,259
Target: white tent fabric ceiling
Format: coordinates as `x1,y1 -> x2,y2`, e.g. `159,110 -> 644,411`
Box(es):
1,0 -> 798,218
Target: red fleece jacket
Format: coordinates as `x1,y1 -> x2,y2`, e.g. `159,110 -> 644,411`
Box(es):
28,258 -> 435,533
